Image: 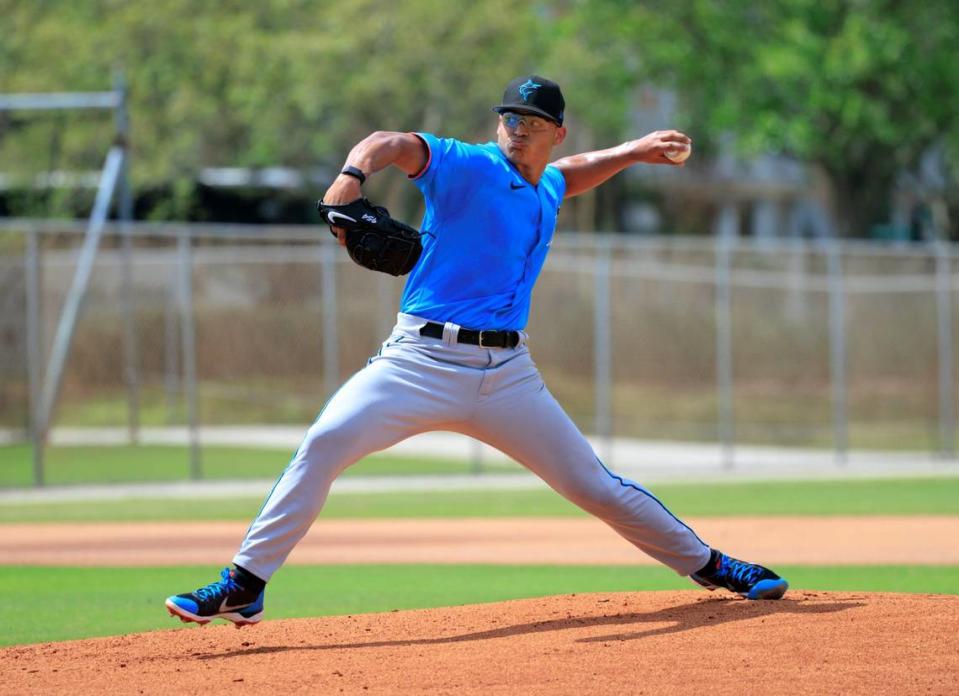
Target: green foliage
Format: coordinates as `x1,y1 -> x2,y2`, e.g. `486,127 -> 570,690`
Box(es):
0,0 -> 549,217
564,0 -> 959,233
1,1 -> 957,230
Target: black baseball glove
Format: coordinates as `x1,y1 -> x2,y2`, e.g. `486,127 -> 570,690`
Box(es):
316,197 -> 423,276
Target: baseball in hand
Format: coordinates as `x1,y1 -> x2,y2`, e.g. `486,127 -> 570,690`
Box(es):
665,145 -> 691,163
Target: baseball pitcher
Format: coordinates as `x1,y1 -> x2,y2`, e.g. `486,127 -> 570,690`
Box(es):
166,75 -> 787,628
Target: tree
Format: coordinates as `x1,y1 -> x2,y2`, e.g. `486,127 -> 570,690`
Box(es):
556,0 -> 959,237
0,0 -> 547,219
3,0 -> 956,236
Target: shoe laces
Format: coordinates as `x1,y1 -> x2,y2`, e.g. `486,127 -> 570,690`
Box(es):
719,556 -> 763,586
194,567 -> 240,601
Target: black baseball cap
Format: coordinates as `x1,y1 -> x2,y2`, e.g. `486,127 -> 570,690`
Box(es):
492,75 -> 565,125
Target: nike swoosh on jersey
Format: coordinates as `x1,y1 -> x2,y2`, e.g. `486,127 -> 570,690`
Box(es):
510,182 -> 525,190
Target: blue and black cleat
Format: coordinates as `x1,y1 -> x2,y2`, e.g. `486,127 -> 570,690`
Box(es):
690,550 -> 789,600
165,567 -> 265,628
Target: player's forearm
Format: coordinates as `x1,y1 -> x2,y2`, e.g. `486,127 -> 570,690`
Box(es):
553,143 -> 641,198
554,130 -> 692,198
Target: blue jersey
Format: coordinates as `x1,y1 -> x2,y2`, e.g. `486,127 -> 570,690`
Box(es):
400,132 -> 566,331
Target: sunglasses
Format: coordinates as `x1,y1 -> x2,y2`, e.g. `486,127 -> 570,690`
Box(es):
500,111 -> 556,133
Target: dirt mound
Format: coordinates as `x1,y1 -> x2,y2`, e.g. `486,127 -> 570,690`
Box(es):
5,591 -> 958,695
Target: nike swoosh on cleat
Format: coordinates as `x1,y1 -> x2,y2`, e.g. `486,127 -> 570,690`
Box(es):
219,597 -> 252,612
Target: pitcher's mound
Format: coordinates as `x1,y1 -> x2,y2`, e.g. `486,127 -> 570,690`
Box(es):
4,591 -> 957,695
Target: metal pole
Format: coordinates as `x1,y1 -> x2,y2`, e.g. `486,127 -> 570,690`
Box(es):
25,230 -> 44,486
178,231 -> 201,479
935,242 -> 956,458
320,241 -> 339,398
826,240 -> 849,463
115,72 -> 140,444
164,268 -> 180,424
594,240 -> 613,464
36,146 -> 124,439
715,236 -> 735,469
119,198 -> 140,443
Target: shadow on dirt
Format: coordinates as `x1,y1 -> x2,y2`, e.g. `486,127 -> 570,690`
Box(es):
198,595 -> 865,660
575,595 -> 863,643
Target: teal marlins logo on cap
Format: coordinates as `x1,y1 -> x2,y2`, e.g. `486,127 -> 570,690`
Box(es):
493,75 -> 566,125
518,79 -> 542,102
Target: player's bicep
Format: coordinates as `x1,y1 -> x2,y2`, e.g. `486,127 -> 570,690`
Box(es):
391,133 -> 429,177
552,156 -> 591,199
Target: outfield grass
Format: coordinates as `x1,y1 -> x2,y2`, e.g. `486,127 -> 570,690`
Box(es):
0,444 -> 511,488
1,564 -> 956,647
2,475 -> 957,648
2,477 -> 958,523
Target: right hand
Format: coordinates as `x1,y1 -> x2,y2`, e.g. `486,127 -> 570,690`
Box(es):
625,130 -> 692,165
321,174 -> 363,246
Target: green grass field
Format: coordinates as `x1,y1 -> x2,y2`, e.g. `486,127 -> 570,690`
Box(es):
2,474 -> 957,647
1,564 -> 957,647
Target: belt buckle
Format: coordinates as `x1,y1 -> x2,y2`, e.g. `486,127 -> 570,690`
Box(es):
478,330 -> 498,348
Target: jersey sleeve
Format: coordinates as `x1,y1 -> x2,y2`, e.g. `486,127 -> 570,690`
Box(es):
408,133 -> 476,224
543,163 -> 567,201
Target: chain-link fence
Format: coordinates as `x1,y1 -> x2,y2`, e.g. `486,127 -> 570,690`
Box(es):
0,220 -> 956,486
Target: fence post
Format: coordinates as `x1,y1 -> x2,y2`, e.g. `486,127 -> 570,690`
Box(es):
715,236 -> 735,469
320,241 -> 339,399
826,240 -> 849,464
119,197 -> 140,445
935,242 -> 956,459
594,238 -> 613,465
25,230 -> 44,486
164,269 -> 180,424
116,72 -> 140,445
177,230 -> 201,479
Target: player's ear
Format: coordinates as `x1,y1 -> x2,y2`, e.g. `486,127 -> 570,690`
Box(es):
553,126 -> 567,146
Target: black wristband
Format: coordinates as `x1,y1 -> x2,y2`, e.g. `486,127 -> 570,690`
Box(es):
340,165 -> 366,184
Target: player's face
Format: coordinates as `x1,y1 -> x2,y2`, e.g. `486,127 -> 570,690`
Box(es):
496,111 -> 566,169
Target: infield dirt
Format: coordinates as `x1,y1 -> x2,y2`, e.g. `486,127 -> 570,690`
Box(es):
4,591 -> 957,695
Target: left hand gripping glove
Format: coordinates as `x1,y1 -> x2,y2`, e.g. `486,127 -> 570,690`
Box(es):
316,197 -> 423,276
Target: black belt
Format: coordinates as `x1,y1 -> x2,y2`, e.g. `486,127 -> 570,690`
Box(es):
419,322 -> 521,349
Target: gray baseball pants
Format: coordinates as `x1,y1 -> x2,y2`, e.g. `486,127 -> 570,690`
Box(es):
234,313 -> 712,581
